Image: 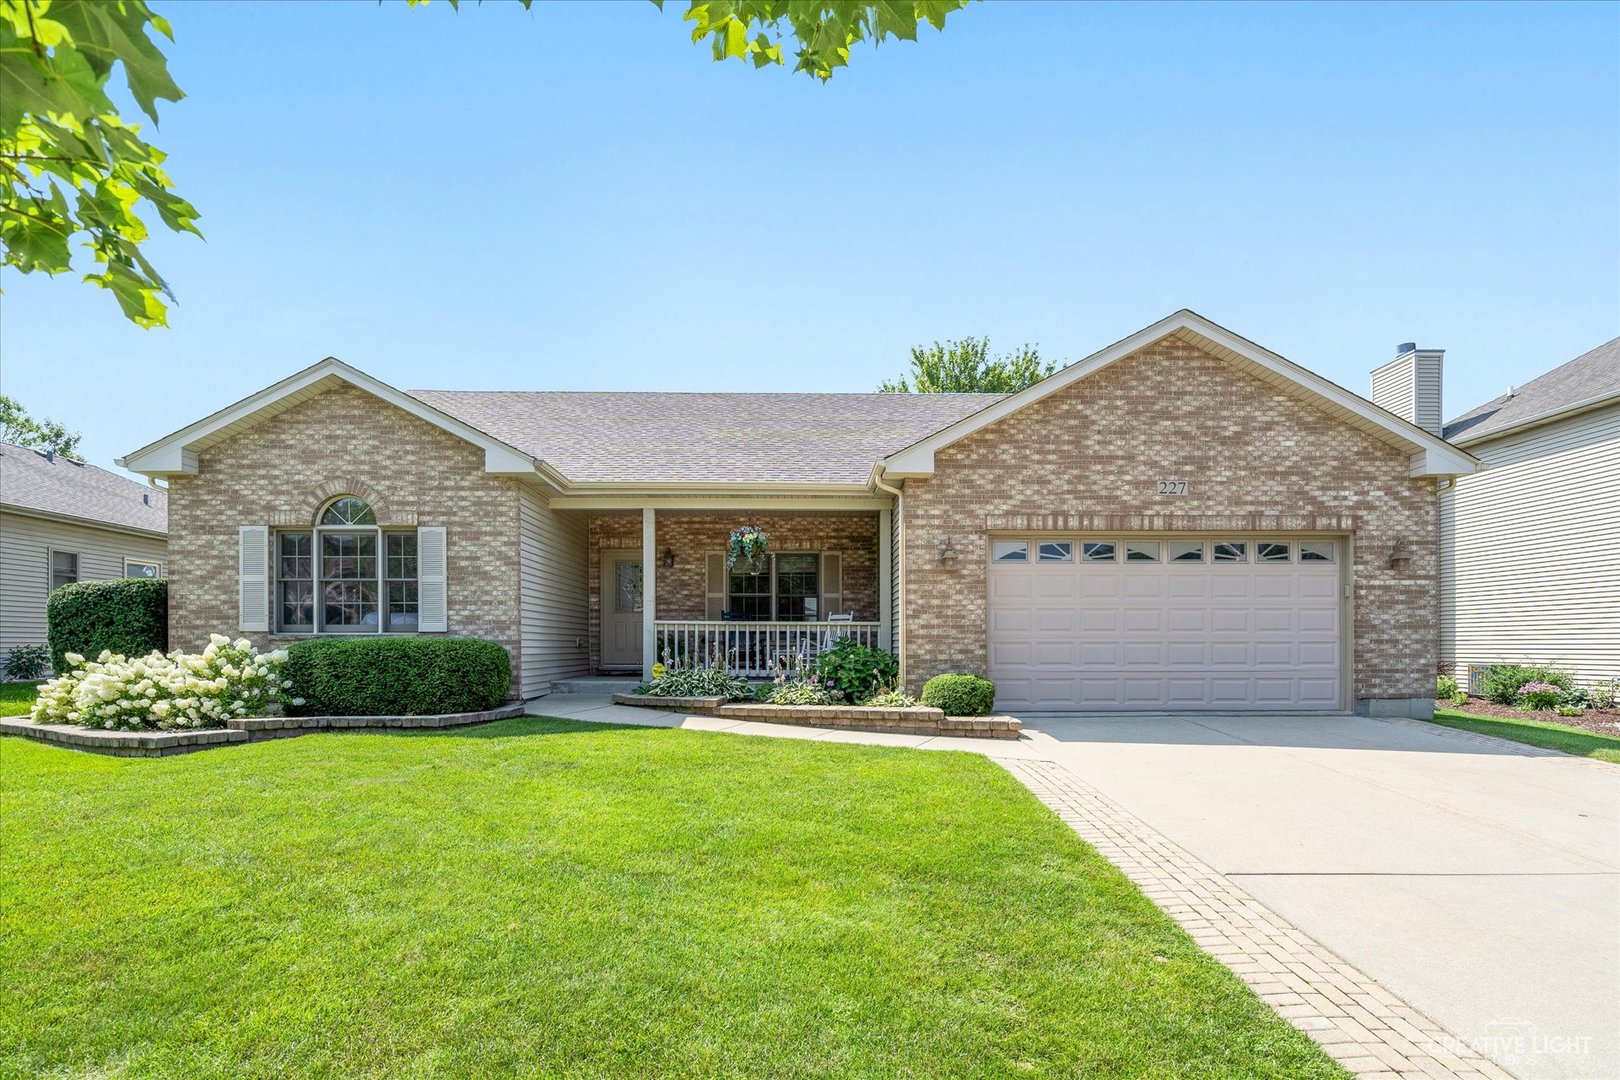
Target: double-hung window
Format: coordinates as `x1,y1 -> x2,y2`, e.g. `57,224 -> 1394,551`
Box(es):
274,497 -> 419,634
49,550 -> 79,591
727,553 -> 820,621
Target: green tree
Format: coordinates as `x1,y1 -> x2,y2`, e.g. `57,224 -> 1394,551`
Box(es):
2,0 -> 969,328
878,338 -> 1056,393
0,393 -> 82,456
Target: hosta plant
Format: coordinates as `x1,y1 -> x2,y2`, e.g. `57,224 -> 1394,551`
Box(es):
864,686 -> 918,708
31,635 -> 288,731
635,662 -> 750,700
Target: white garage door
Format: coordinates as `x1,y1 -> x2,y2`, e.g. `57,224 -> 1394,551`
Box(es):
988,537 -> 1343,712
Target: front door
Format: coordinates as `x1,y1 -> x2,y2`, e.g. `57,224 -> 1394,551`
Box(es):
600,550 -> 643,670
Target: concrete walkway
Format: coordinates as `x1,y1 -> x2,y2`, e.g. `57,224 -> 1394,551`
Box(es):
529,697 -> 1619,1079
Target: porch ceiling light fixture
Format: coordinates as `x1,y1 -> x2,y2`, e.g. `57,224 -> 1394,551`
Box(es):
939,536 -> 958,566
662,547 -> 676,569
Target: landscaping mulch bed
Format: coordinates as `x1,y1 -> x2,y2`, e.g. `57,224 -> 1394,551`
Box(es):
1437,695 -> 1620,737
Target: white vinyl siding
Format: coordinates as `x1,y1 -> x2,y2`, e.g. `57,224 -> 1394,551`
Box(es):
517,487 -> 589,697
0,510 -> 167,661
1441,403 -> 1620,687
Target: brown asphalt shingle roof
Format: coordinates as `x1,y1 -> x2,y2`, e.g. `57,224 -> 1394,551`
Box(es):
407,391 -> 1008,485
1444,336 -> 1620,444
0,442 -> 168,534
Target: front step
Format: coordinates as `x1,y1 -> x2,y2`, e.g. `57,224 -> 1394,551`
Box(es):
550,677 -> 643,695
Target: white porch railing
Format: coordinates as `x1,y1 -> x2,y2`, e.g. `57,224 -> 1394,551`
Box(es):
654,620 -> 883,677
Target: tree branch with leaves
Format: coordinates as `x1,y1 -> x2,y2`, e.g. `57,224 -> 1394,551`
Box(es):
1,0 -> 201,327
879,338 -> 1056,394
0,393 -> 82,456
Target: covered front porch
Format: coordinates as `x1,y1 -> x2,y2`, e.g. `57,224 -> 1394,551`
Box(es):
578,506 -> 894,680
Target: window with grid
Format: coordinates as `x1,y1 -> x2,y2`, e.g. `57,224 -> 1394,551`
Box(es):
273,498 -> 420,634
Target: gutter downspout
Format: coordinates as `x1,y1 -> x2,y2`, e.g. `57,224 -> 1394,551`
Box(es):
872,464 -> 903,683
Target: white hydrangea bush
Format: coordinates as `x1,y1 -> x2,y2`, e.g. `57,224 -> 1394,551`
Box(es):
30,634 -> 293,731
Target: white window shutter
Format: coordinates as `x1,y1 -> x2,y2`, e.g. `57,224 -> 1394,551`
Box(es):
239,526 -> 270,632
417,526 -> 448,632
705,553 -> 726,620
821,553 -> 843,618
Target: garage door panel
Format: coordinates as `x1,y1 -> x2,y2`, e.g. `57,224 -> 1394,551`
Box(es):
1299,641 -> 1339,667
989,535 -> 1344,712
1298,608 -> 1338,632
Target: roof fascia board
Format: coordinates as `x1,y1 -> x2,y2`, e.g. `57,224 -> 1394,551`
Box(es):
118,359 -> 541,479
547,494 -> 891,511
1451,390 -> 1620,448
880,310 -> 1479,479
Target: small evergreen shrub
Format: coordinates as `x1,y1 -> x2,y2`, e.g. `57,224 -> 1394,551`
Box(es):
1477,664 -> 1573,705
815,639 -> 899,703
46,578 -> 167,675
1435,674 -> 1458,699
4,644 -> 49,682
284,637 -> 511,716
919,673 -> 996,716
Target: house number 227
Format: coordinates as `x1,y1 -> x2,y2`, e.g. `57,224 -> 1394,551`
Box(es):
1156,479 -> 1189,496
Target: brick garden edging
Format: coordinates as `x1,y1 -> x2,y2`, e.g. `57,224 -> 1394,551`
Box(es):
0,705 -> 526,758
610,694 -> 1022,739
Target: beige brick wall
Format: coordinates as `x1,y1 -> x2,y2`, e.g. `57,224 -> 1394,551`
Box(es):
585,511 -> 879,672
898,339 -> 1439,703
166,384 -> 525,693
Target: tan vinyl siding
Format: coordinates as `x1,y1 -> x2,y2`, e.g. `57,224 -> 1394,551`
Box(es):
518,487 -> 589,696
1440,402 -> 1620,686
0,510 -> 167,661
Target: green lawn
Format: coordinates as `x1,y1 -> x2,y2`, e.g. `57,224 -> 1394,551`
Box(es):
1428,708 -> 1620,764
0,681 -> 39,718
0,719 -> 1341,1079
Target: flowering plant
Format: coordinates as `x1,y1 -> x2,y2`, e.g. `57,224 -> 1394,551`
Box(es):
726,525 -> 770,569
30,634 -> 291,731
1517,681 -> 1563,710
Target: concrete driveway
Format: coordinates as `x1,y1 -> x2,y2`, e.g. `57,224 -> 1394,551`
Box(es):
1013,712 -> 1620,1080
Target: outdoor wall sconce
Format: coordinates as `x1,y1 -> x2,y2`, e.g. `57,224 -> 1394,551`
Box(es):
1387,539 -> 1413,570
939,536 -> 958,566
661,547 -> 676,569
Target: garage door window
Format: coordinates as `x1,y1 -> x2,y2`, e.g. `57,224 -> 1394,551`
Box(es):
992,540 -> 1028,562
1036,541 -> 1072,562
1169,541 -> 1205,562
1300,541 -> 1336,562
1125,541 -> 1161,563
1082,542 -> 1117,562
1257,541 -> 1292,563
1213,541 -> 1248,563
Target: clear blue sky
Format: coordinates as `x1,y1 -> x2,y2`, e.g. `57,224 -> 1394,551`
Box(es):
2,0 -> 1616,476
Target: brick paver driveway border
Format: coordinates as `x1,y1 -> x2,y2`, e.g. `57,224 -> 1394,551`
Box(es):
1005,757 -> 1515,1079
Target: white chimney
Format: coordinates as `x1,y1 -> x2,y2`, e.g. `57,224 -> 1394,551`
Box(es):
1370,342 -> 1444,436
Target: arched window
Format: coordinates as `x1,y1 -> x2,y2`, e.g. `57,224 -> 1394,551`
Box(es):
320,497 -> 376,526
273,497 -> 417,634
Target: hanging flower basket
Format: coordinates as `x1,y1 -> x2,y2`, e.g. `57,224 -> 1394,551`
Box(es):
727,525 -> 770,569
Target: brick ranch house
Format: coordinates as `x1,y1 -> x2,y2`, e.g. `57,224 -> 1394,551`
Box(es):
117,310 -> 1478,718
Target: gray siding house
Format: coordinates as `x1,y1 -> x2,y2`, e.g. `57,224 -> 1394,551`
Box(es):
1434,338 -> 1619,687
0,444 -> 169,663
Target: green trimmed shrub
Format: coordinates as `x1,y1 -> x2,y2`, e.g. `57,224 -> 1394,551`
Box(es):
815,639 -> 899,703
46,578 -> 167,675
283,637 -> 511,716
1477,664 -> 1573,705
919,673 -> 996,716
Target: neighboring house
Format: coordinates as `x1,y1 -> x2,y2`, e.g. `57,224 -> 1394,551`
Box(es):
117,310 -> 1477,717
0,443 -> 169,662
1429,337 -> 1619,687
